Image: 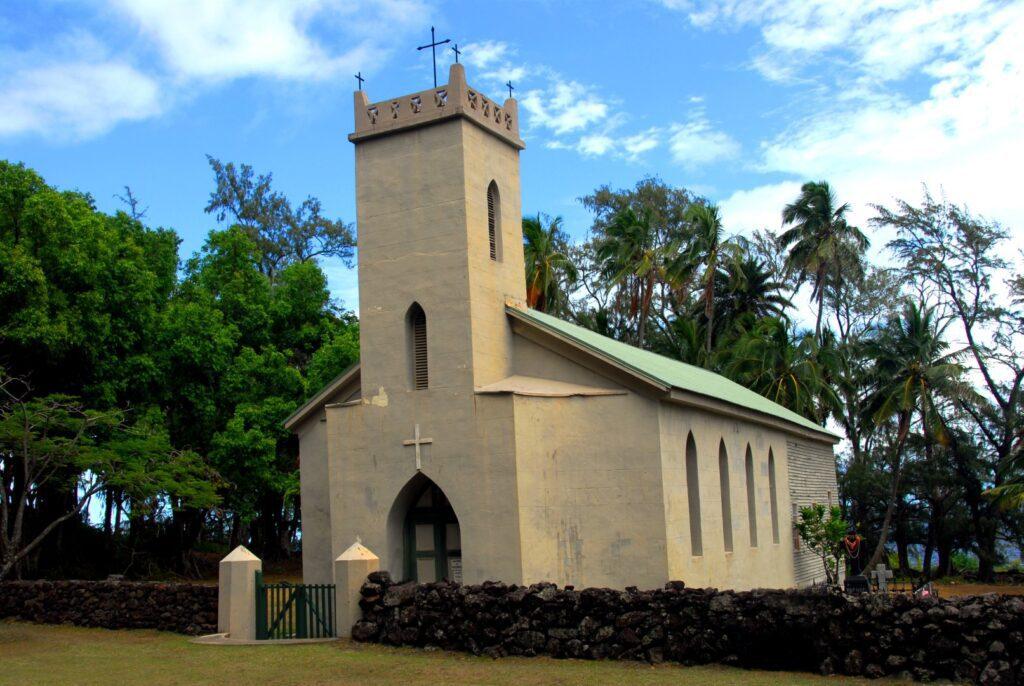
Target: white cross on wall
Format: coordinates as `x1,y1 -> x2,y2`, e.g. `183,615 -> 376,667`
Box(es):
402,423 -> 433,471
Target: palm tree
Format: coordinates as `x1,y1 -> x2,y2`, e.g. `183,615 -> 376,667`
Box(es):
522,214 -> 578,314
667,203 -> 738,359
594,207 -> 663,347
714,255 -> 792,335
863,300 -> 969,569
724,317 -> 836,421
780,181 -> 869,341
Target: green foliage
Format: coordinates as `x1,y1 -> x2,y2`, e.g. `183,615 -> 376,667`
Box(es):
0,159 -> 359,574
0,381 -> 218,578
306,315 -> 360,394
523,213 -> 577,315
794,503 -> 850,586
204,157 -> 355,280
780,181 -> 869,340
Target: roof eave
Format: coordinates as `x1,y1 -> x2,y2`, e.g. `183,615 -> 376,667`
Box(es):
283,363 -> 361,431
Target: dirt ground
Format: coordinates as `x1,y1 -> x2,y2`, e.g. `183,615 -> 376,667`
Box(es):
933,580 -> 1024,597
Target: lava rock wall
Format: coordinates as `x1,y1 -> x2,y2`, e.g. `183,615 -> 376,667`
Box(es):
0,580 -> 218,635
353,573 -> 1022,683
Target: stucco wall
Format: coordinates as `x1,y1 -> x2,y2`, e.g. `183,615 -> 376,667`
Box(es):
658,403 -> 795,590
788,439 -> 841,586
297,412 -> 333,584
512,391 -> 666,589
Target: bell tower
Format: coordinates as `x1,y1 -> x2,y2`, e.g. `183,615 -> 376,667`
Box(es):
349,63 -> 526,396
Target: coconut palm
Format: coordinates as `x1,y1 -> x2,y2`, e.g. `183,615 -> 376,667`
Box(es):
863,300 -> 971,569
780,181 -> 869,341
666,203 -> 739,359
522,214 -> 577,314
594,207 -> 664,347
714,255 -> 792,335
724,317 -> 836,421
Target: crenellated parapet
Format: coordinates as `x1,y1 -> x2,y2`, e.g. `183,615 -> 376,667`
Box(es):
349,63 -> 524,150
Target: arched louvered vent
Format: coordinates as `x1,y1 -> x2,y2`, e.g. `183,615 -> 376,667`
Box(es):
408,303 -> 428,390
487,181 -> 499,261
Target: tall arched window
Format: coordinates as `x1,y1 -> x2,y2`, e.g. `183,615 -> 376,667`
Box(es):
487,181 -> 501,261
407,303 -> 428,390
719,440 -> 733,553
768,448 -> 780,544
685,432 -> 703,556
745,445 -> 758,547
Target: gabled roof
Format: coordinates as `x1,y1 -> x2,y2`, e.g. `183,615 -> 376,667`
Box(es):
507,305 -> 837,441
283,363 -> 360,430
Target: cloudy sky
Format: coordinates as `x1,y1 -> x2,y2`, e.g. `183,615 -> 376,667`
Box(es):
2,0 -> 1021,310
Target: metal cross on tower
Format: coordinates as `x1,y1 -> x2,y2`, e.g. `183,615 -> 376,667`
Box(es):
417,26 -> 451,88
451,43 -> 461,64
506,80 -> 515,99
354,71 -> 364,90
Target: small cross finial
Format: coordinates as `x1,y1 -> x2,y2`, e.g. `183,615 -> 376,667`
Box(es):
506,80 -> 514,99
354,71 -> 364,90
417,26 -> 451,88
355,535 -> 362,545
451,43 -> 461,64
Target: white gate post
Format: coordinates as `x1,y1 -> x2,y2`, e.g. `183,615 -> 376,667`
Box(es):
333,539 -> 380,638
218,545 -> 262,640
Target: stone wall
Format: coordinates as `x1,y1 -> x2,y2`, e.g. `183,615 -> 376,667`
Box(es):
0,580 -> 218,635
353,573 -> 1022,684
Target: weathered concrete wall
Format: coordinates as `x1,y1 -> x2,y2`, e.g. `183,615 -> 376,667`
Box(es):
297,411 -> 334,585
354,572 -> 1023,684
658,404 -> 796,591
788,439 -> 841,587
0,580 -> 217,635
512,391 -> 666,589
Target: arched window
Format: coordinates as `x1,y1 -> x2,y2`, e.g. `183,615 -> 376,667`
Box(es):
487,181 -> 501,261
768,448 -> 780,544
407,303 -> 428,390
685,432 -> 703,556
745,445 -> 758,547
719,440 -> 733,553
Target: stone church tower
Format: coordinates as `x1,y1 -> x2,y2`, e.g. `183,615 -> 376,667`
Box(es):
288,63 -> 840,592
353,62 -> 526,397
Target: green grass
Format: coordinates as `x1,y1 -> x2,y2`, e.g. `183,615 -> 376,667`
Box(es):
0,620 -> 906,686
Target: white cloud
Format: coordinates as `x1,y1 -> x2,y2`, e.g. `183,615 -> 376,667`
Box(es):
111,0 -> 426,82
0,33 -> 161,140
0,60 -> 161,140
463,40 -> 511,70
671,0 -> 1024,241
668,115 -> 740,167
520,78 -> 610,136
0,0 -> 429,140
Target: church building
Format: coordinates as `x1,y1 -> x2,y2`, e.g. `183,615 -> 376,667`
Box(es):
286,63 -> 840,592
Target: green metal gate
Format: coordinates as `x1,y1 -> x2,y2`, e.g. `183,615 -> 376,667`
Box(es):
254,571 -> 336,640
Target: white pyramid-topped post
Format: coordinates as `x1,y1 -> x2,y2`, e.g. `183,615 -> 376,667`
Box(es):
218,545 -> 262,640
333,538 -> 380,638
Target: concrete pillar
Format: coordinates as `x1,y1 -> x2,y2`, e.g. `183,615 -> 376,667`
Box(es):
333,539 -> 380,638
218,545 -> 262,640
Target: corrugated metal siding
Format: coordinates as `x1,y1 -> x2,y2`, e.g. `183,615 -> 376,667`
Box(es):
787,440 -> 840,587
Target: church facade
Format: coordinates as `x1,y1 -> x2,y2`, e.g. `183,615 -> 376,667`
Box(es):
287,64 -> 840,592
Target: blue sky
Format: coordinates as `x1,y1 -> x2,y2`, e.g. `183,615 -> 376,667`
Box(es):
2,1 -> 1021,312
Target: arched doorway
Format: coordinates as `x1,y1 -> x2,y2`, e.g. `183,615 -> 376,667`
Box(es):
402,479 -> 462,583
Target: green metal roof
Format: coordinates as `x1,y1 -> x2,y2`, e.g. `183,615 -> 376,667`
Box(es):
508,306 -> 835,439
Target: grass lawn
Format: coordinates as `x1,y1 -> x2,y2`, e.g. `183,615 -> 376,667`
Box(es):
0,620 -> 906,686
